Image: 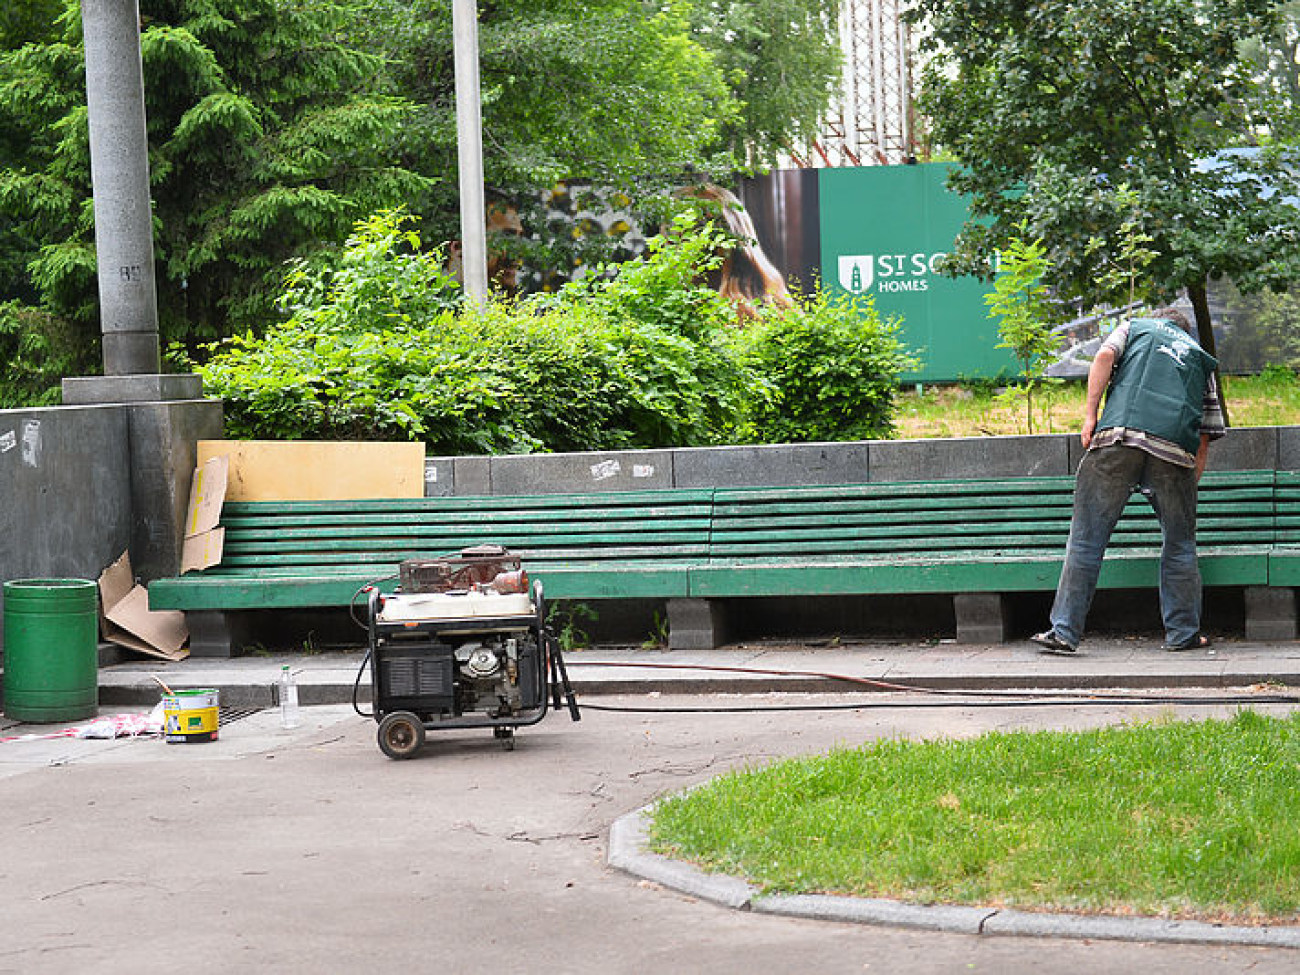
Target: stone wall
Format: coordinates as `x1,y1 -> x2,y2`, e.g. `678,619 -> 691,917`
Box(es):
427,426 -> 1296,496
0,398 -> 223,650
0,406 -> 133,587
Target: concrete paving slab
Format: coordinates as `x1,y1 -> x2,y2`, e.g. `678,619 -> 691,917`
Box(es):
0,704 -> 355,780
2,693 -> 1298,971
16,633 -> 1300,957
85,636 -> 1300,710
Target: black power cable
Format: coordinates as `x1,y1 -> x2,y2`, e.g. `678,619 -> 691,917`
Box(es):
346,577 -> 1299,718
578,695 -> 1300,714
349,577 -> 395,719
565,659 -> 1300,715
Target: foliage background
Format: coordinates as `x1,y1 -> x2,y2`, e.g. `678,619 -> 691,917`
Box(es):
908,0 -> 1300,354
0,0 -> 844,409
193,210 -> 914,451
0,0 -> 432,405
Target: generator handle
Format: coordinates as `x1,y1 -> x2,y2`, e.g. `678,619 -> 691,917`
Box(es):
534,579 -> 581,722
367,587 -> 382,640
532,579 -> 546,628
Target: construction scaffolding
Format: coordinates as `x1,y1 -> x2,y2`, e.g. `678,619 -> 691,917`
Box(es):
793,0 -> 915,168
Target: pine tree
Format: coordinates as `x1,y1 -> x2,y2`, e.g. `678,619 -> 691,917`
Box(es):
0,0 -> 428,402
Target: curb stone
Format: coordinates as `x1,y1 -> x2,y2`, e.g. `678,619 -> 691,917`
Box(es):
608,808 -> 755,910
608,806 -> 1300,948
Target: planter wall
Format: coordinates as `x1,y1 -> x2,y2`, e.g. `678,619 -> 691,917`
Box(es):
426,427 -> 1296,497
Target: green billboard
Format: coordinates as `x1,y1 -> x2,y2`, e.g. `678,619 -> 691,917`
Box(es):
816,164 -> 1014,382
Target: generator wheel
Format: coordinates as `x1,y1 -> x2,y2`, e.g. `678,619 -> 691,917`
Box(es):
494,726 -> 516,751
378,711 -> 425,759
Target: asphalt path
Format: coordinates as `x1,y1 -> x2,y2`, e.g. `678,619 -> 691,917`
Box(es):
1,692 -> 1297,974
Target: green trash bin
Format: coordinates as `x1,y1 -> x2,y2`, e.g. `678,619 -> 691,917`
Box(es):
3,578 -> 99,723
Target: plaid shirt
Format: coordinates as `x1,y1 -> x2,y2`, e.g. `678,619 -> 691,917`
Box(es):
1090,321 -> 1227,468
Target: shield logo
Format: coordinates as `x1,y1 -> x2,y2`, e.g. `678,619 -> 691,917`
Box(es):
838,255 -> 873,293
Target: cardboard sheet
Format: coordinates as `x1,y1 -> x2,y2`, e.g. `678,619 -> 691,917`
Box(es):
196,440 -> 425,501
183,454 -> 228,572
181,526 -> 226,573
98,552 -> 188,661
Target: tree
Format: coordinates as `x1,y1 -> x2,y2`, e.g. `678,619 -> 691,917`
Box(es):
353,0 -> 843,274
1213,277 -> 1300,371
0,0 -> 846,404
0,0 -> 429,400
907,0 -> 1300,363
1242,1 -> 1300,141
985,228 -> 1059,432
353,1 -> 733,244
0,0 -> 62,49
688,0 -> 844,169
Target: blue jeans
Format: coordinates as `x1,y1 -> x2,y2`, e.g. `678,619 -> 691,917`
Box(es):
1048,444 -> 1201,648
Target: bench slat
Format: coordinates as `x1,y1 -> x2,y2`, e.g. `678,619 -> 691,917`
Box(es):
148,564 -> 696,609
221,489 -> 714,516
216,543 -> 710,565
222,515 -> 710,537
220,507 -> 713,530
689,550 -> 1270,597
224,531 -> 710,553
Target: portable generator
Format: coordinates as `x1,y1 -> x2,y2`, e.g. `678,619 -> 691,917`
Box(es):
362,545 -> 580,759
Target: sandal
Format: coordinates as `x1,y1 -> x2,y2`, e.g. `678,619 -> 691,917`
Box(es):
1031,630 -> 1077,656
1163,633 -> 1212,652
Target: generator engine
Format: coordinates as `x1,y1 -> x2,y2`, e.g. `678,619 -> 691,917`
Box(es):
454,635 -> 527,713
364,545 -> 579,758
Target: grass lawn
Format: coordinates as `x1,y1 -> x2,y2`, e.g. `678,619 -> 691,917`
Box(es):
896,372 -> 1300,439
650,710 -> 1300,924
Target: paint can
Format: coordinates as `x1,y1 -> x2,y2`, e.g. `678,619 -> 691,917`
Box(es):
162,688 -> 220,743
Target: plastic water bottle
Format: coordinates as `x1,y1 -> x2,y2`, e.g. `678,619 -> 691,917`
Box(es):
279,665 -> 301,729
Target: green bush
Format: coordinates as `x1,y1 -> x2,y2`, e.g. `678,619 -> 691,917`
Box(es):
534,212 -> 762,446
193,209 -> 914,452
732,288 -> 916,443
276,209 -> 463,331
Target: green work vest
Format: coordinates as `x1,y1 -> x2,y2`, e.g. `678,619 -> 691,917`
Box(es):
1097,318 -> 1218,454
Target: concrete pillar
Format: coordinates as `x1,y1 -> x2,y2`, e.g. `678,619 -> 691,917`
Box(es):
452,0 -> 488,303
667,598 -> 729,651
954,593 -> 1009,644
61,377 -> 224,582
81,0 -> 161,375
1245,586 -> 1297,642
186,611 -> 251,658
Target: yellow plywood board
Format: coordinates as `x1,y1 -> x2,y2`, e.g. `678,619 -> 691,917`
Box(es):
197,440 -> 425,501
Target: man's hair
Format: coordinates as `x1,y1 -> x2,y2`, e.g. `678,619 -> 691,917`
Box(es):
1153,306 -> 1195,336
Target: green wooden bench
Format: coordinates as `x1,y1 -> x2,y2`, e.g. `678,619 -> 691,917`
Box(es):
1261,471 -> 1300,640
148,489 -> 712,655
148,471 -> 1283,655
687,470 -> 1276,646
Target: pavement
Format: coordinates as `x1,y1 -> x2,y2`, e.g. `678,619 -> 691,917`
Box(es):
89,633 -> 1300,707
2,634 -> 1299,971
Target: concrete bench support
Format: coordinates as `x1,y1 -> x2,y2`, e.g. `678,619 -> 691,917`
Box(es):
1245,586 -> 1297,641
667,598 -> 729,651
186,610 -> 250,658
954,593 -> 1010,644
